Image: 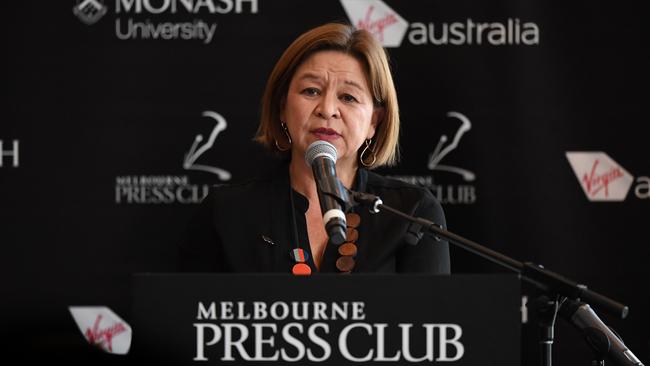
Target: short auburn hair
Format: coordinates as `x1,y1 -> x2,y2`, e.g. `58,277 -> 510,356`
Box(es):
254,22 -> 400,168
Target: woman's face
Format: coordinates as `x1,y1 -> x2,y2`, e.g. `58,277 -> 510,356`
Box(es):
281,50 -> 380,169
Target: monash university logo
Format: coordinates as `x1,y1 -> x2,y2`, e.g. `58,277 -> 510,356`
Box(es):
73,0 -> 108,25
0,139 -> 19,168
566,151 -> 649,201
73,0 -> 259,43
340,0 -> 539,47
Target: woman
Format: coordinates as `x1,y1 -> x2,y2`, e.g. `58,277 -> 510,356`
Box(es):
180,23 -> 450,274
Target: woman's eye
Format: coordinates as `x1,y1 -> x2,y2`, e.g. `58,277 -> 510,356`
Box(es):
302,88 -> 320,96
341,94 -> 358,103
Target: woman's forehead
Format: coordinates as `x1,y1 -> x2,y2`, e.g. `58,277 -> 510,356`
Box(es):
292,50 -> 370,89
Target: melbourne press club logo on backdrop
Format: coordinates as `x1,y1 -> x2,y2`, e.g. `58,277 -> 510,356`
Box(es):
389,112 -> 477,205
340,0 -> 540,47
566,151 -> 649,201
72,0 -> 259,44
115,111 -> 231,204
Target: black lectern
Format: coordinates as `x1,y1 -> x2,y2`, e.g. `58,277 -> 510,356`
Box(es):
130,274 -> 520,365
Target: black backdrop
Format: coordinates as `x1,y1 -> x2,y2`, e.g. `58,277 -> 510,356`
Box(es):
2,0 -> 648,364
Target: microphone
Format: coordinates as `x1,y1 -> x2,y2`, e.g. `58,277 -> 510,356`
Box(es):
305,140 -> 349,245
560,299 -> 644,365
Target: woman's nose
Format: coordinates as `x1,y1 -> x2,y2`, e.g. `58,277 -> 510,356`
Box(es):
315,92 -> 340,120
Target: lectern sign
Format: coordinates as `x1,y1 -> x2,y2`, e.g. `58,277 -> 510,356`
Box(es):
192,300 -> 464,362
131,274 -> 520,365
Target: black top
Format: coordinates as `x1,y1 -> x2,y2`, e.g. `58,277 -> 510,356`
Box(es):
179,161 -> 450,274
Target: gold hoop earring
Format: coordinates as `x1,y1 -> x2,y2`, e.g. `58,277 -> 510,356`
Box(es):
275,122 -> 292,151
360,139 -> 376,167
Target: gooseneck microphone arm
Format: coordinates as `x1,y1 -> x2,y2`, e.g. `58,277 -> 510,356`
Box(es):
349,191 -> 627,317
348,190 -> 643,366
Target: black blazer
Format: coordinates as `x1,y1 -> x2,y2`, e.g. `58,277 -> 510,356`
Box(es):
179,161 -> 450,274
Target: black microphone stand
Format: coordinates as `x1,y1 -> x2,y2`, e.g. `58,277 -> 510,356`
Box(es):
347,190 -> 643,366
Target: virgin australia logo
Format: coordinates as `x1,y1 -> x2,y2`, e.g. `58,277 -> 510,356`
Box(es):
340,0 -> 408,47
340,0 -> 539,47
566,152 -> 634,201
183,111 -> 231,181
69,306 -> 132,355
73,0 -> 108,25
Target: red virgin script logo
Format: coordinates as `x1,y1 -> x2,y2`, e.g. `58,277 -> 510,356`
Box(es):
85,314 -> 127,352
582,159 -> 624,198
566,152 -> 634,202
357,6 -> 398,42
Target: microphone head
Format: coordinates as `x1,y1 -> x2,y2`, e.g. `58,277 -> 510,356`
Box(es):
305,140 -> 337,167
